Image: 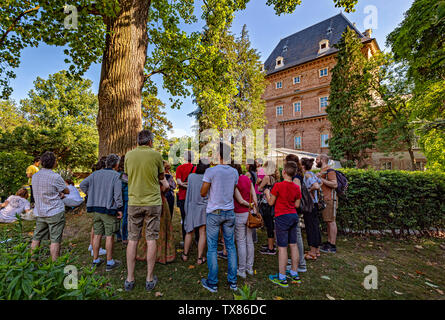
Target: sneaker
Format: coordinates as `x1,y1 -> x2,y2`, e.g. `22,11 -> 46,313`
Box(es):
217,250 -> 228,259
91,258 -> 104,270
298,266 -> 307,273
229,283 -> 238,291
106,259 -> 122,272
259,247 -> 276,255
286,259 -> 307,273
286,270 -> 302,284
320,243 -> 337,253
268,274 -> 288,288
246,269 -> 254,276
90,247 -> 107,257
146,275 -> 158,291
124,280 -> 135,292
237,269 -> 246,279
201,278 -> 218,293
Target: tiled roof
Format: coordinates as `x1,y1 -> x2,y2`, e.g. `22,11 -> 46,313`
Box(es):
264,13 -> 371,75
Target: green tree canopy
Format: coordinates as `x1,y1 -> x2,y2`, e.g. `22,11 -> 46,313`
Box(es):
0,0 -> 360,155
0,71 -> 99,170
191,24 -> 266,133
141,92 -> 173,152
327,27 -> 377,167
0,99 -> 25,132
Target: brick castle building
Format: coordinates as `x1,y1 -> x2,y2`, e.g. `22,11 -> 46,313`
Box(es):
262,13 -> 426,170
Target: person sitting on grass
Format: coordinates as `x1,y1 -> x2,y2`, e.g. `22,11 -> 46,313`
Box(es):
80,154 -> 123,271
61,179 -> 84,209
0,188 -> 32,223
264,161 -> 302,288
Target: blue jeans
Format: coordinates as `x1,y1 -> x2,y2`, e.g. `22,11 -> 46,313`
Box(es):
116,200 -> 128,241
206,210 -> 237,286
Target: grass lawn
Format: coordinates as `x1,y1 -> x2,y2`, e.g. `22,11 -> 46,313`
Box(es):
1,207 -> 444,300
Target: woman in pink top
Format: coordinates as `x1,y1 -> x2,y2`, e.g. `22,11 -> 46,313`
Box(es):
233,164 -> 258,279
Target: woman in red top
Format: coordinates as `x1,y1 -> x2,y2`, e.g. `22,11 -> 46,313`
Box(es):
232,164 -> 258,279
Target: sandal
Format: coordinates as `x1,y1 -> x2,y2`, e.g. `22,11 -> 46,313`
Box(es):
197,257 -> 207,265
304,252 -> 317,260
181,253 -> 189,262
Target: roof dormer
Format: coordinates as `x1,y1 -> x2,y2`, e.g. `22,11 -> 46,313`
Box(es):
318,39 -> 330,54
275,56 -> 284,69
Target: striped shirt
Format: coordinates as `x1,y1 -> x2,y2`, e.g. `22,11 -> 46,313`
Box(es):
31,168 -> 66,217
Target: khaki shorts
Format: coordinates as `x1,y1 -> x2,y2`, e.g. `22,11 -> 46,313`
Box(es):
128,205 -> 162,241
33,211 -> 65,243
93,212 -> 120,237
321,199 -> 337,222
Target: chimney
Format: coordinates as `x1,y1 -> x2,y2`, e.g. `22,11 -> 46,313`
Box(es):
364,28 -> 373,37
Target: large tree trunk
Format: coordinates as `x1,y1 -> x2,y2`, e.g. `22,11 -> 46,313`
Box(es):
97,0 -> 151,156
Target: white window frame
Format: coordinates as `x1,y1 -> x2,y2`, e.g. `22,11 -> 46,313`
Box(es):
293,101 -> 301,115
320,96 -> 329,110
293,76 -> 301,85
276,81 -> 282,89
318,40 -> 330,54
276,105 -> 283,117
382,162 -> 392,170
319,67 -> 328,77
321,134 -> 329,148
275,56 -> 284,69
294,136 -> 302,149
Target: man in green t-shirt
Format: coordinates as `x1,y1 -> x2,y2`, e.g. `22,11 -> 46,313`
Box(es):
124,130 -> 164,292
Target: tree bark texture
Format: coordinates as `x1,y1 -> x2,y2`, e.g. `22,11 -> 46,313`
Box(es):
97,0 -> 151,156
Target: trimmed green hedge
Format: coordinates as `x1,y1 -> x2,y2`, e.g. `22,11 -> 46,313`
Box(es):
337,169 -> 445,234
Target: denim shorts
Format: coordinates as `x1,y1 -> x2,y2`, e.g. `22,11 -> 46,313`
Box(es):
275,213 -> 299,247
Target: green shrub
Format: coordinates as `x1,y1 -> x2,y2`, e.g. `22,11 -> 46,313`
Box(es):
233,284 -> 257,300
0,151 -> 32,201
336,169 -> 445,234
0,226 -> 117,300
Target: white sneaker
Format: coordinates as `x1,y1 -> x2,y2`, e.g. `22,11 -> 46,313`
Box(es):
237,269 -> 246,279
246,269 -> 254,276
88,244 -> 92,252
90,248 -> 107,256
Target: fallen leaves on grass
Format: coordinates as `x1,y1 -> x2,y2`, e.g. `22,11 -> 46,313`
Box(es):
415,270 -> 425,275
188,265 -> 195,269
425,282 -> 439,288
394,291 -> 403,295
440,244 -> 445,251
392,275 -> 400,280
273,296 -> 284,300
155,292 -> 163,297
414,245 -> 424,249
436,289 -> 444,295
326,294 -> 335,300
321,276 -> 331,280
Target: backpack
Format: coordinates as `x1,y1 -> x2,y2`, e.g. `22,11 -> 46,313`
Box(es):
299,179 -> 314,213
327,169 -> 348,198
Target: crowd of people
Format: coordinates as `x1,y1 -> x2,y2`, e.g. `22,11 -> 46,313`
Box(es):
1,128 -> 341,292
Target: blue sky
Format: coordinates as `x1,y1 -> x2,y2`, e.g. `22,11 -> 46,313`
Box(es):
9,0 -> 413,138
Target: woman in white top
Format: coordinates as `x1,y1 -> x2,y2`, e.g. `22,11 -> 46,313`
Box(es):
62,179 -> 84,207
0,188 -> 31,223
